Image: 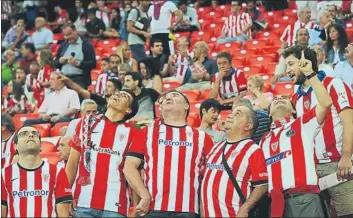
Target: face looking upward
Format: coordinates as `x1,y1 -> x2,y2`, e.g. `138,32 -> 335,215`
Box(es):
15,126 -> 41,155
107,91 -> 133,115
224,106 -> 253,133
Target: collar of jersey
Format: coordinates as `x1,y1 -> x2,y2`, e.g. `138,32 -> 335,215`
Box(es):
17,161 -> 44,171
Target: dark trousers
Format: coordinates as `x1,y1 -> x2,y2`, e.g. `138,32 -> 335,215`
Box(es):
145,210 -> 199,218
23,116 -> 72,127
68,75 -> 88,90
130,44 -> 147,63
151,33 -> 171,56
283,193 -> 328,217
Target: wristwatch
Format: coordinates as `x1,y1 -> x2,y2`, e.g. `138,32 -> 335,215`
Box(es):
306,72 -> 317,80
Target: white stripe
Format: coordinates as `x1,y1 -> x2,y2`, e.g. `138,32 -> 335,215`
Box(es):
146,126 -> 154,205
26,171 -> 35,217
41,163 -> 49,217
181,127 -> 193,211
12,165 -> 21,217
154,125 -> 166,209
167,128 -> 180,210
194,131 -> 205,212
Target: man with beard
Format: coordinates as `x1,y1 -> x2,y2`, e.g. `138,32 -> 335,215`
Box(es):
287,45 -> 353,217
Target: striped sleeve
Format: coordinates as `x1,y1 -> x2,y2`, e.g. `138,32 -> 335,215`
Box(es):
221,16 -> 228,35
235,70 -> 247,93
249,147 -> 268,186
328,78 -> 353,113
1,174 -> 8,206
68,119 -> 83,152
95,74 -> 103,95
126,127 -> 147,160
54,168 -> 73,204
280,24 -> 291,42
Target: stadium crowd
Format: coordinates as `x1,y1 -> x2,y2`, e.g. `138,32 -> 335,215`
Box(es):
1,0 -> 353,217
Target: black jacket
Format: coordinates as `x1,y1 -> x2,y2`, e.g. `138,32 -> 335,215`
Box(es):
54,37 -> 96,87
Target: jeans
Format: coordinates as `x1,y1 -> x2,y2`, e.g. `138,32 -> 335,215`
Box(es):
216,34 -> 249,44
130,44 -> 147,63
145,210 -> 199,218
73,207 -> 126,217
23,116 -> 72,127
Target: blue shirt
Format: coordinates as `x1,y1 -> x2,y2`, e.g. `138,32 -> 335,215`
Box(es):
31,27 -> 53,49
332,60 -> 353,93
253,110 -> 270,144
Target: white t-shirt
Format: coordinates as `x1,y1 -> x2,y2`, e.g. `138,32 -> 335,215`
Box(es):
148,1 -> 178,34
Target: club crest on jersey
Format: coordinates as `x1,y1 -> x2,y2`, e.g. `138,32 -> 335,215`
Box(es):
187,131 -> 192,137
285,129 -> 296,137
84,149 -> 91,172
231,150 -> 239,158
304,100 -> 310,109
271,142 -> 279,151
42,173 -> 50,183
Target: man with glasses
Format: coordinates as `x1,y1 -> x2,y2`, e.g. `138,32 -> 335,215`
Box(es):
124,90 -> 213,217
1,126 -> 73,217
217,0 -> 252,44
66,89 -> 140,217
1,113 -> 16,168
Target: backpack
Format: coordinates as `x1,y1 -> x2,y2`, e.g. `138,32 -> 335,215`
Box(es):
129,8 -> 150,41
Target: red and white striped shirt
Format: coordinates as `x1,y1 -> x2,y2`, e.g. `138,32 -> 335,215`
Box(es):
173,53 -> 192,80
96,9 -> 110,27
221,12 -> 252,38
1,133 -> 15,169
201,139 -> 268,217
212,68 -> 247,100
1,161 -> 72,217
3,95 -> 28,113
260,108 -> 321,192
292,77 -> 353,163
127,123 -> 213,213
69,117 -> 139,215
280,20 -> 320,47
95,73 -> 118,96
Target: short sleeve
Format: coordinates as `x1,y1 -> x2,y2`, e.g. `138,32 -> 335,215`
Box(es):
126,127 -> 148,160
54,168 -> 73,204
38,97 -> 48,113
202,134 -> 214,157
167,1 -> 178,13
68,91 -> 81,110
45,30 -> 53,44
328,78 -> 353,113
249,148 -> 268,186
128,8 -> 138,22
236,70 -> 247,93
1,175 -> 8,207
147,6 -> 152,17
68,119 -> 83,152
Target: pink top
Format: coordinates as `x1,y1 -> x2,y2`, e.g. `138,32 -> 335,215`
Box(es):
244,92 -> 273,107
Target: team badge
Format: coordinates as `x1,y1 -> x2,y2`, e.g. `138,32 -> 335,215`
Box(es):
304,100 -> 310,109
285,129 -> 296,137
84,149 -> 91,172
231,150 -> 239,158
187,131 -> 192,138
42,173 -> 50,183
271,142 -> 279,151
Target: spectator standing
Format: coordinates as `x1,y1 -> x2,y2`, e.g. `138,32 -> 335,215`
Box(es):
1,126 -> 73,217
244,75 -> 273,111
3,80 -> 28,116
2,19 -> 31,52
66,90 -> 139,217
73,0 -> 87,36
148,0 -> 183,56
217,0 -> 253,44
65,99 -> 98,137
95,0 -> 111,27
49,5 -> 70,33
86,9 -> 106,40
1,50 -> 19,85
23,72 -> 80,126
149,39 -> 169,77
103,8 -> 121,38
210,52 -> 247,108
326,24 -> 349,65
36,49 -> 54,104
178,41 -> 218,91
1,113 -> 16,169
124,90 -> 213,217
124,72 -> 160,121
288,46 -> 353,217
199,99 -> 227,144
117,43 -> 138,71
31,17 -> 53,51
57,136 -> 72,168
127,0 -> 151,62
1,1 -> 13,34
139,57 -> 163,93
19,43 -> 36,74
172,0 -> 199,32
54,24 -> 96,89
332,43 -> 353,94
244,0 -> 264,31
201,104 -> 268,217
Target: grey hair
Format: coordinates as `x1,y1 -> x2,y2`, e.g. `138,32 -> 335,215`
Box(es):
297,6 -> 310,16
81,99 -> 97,111
232,98 -> 258,136
233,98 -> 254,110
119,63 -> 133,72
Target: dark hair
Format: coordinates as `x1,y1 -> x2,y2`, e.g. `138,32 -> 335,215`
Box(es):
150,38 -> 163,48
327,24 -> 349,53
178,0 -> 187,7
282,45 -> 318,73
111,7 -> 122,24
13,126 -> 41,145
1,113 -> 15,133
22,43 -> 36,54
200,99 -> 222,119
12,80 -> 24,101
120,89 -> 139,121
101,57 -> 110,63
62,23 -> 77,31
138,57 -> 161,79
232,0 -> 242,5
109,53 -> 122,62
108,78 -> 122,91
87,8 -> 97,15
216,51 -> 232,63
125,71 -> 143,87
164,90 -> 190,119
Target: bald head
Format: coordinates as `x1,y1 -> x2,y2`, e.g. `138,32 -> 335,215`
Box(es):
35,17 -> 46,29
58,136 -> 71,161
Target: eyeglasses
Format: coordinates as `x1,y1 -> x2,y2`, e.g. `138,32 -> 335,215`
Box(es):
18,130 -> 40,138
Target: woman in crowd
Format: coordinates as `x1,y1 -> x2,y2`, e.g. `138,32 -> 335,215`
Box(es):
3,80 -> 29,115
244,75 -> 273,110
103,8 -> 121,38
326,23 -> 349,65
117,43 -> 138,71
36,49 -> 53,108
139,57 -> 163,93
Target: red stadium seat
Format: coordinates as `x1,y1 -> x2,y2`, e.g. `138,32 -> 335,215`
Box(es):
40,152 -> 61,165
197,7 -> 212,14
265,63 -> 277,74
244,39 -> 269,49
271,23 -> 289,37
33,124 -> 52,137
41,141 -> 56,152
191,31 -> 213,41
163,81 -> 182,92
53,33 -> 64,41
91,70 -> 102,82
217,41 -> 242,52
200,88 -> 212,100
232,57 -> 246,67
255,31 -> 280,41
181,90 -> 201,101
52,43 -> 59,53
88,84 -> 96,93
187,113 -> 201,128
241,65 -> 264,78
51,122 -> 70,137
189,101 -> 203,114
13,113 -> 40,130
247,55 -> 276,66
219,110 -> 231,121
231,49 -> 258,59
263,84 -> 272,92
273,82 -> 295,97
97,39 -> 119,53
261,74 -> 274,87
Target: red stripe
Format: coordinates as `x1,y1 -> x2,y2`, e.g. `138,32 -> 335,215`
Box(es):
229,74 -> 235,94
19,168 -> 27,218
189,129 -> 199,212
290,119 -> 307,187
90,121 -> 118,209
48,164 -> 56,217
269,129 -> 285,191
179,57 -> 184,76
160,126 -> 173,211
34,168 -> 42,217
150,125 -> 160,209
175,128 -> 187,211
7,167 -> 15,217
223,150 -> 237,217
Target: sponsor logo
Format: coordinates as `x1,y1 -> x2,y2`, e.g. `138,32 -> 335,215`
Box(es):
206,163 -> 225,171
265,150 -> 292,166
259,173 -> 268,177
10,177 -> 18,182
322,152 -> 333,158
285,129 -> 296,137
158,139 -> 193,147
12,190 -> 49,198
65,188 -> 72,193
91,144 -> 120,156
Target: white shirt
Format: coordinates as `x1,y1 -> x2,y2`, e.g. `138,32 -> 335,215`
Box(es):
65,118 -> 80,137
332,60 -> 353,94
319,63 -> 334,77
38,86 -> 80,115
148,1 -> 178,34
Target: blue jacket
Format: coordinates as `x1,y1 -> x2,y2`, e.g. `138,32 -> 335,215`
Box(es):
327,48 -> 346,64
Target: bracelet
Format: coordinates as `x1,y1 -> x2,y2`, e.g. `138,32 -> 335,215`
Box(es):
306,72 -> 317,80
